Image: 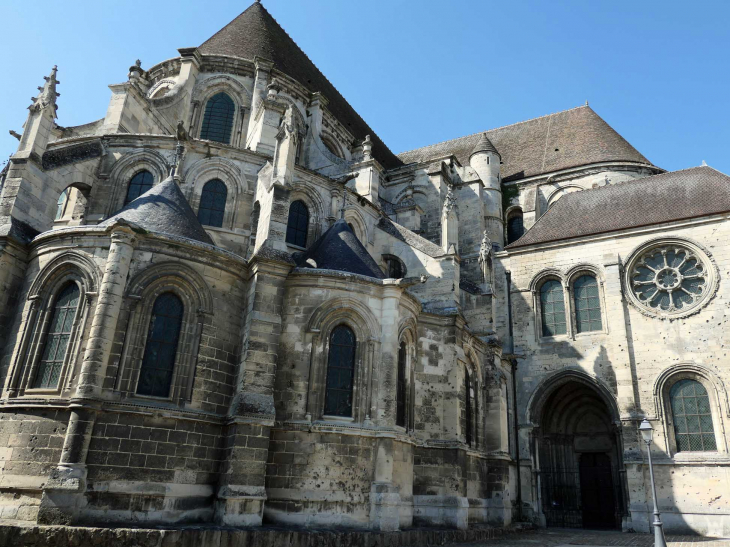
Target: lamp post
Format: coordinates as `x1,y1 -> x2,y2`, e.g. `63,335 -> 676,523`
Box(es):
639,419 -> 668,547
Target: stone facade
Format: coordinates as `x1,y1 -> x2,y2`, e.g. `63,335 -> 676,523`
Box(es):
0,0 -> 727,539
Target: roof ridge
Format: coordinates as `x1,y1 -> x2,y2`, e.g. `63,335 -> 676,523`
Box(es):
397,104 -> 589,157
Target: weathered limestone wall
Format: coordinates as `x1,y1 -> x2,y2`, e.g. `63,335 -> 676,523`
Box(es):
501,216 -> 730,534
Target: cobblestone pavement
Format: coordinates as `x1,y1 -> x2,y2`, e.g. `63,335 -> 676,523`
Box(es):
458,528 -> 730,547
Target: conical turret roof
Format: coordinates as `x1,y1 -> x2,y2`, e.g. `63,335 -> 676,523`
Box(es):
101,175 -> 214,245
294,219 -> 385,279
199,2 -> 401,169
469,132 -> 500,159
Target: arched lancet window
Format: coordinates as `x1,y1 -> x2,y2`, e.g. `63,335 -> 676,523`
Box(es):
33,282 -> 80,389
324,325 -> 356,417
574,275 -> 602,333
507,210 -> 524,244
465,367 -> 473,446
55,189 -> 70,220
136,292 -> 184,398
198,179 -> 227,228
540,280 -> 566,336
124,170 -> 154,205
385,257 -> 405,279
286,200 -> 309,247
670,379 -> 717,452
200,92 -> 235,144
396,341 -> 407,427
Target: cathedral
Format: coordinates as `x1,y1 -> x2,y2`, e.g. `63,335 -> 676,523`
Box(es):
0,0 -> 729,537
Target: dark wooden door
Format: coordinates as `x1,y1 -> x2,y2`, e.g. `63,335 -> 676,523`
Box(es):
579,452 -> 615,529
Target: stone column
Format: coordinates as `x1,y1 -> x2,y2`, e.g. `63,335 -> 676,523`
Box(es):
38,226 -> 135,524
370,286 -> 401,531
215,257 -> 292,526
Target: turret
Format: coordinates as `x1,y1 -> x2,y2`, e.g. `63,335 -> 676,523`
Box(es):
469,133 -> 503,248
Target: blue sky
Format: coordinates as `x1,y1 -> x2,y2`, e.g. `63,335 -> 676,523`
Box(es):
1,0 -> 728,174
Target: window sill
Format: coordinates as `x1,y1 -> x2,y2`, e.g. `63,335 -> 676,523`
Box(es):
287,243 -> 307,252
321,415 -> 355,423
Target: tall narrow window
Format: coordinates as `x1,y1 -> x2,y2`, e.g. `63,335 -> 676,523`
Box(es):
124,170 -> 154,205
507,210 -> 524,244
136,293 -> 184,398
574,275 -> 602,333
540,280 -> 567,336
396,341 -> 407,427
324,325 -> 356,417
198,179 -> 227,228
55,189 -> 70,220
286,200 -> 309,247
200,92 -> 235,144
33,283 -> 80,389
465,368 -> 473,446
670,379 -> 717,452
385,257 -> 404,279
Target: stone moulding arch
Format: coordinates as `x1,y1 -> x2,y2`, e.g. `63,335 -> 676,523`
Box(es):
653,362 -> 729,419
107,148 -> 170,215
28,251 -> 100,299
546,184 -> 584,208
343,208 -> 369,244
184,157 -> 247,231
307,297 -> 379,340
126,261 -> 213,313
191,74 -> 253,106
528,268 -> 564,292
526,368 -> 620,427
565,263 -> 605,285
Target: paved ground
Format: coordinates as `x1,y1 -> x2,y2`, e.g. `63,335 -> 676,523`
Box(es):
457,528 -> 730,546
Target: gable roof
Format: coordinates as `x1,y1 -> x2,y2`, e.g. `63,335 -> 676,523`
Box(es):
294,219 -> 385,279
507,166 -> 730,249
398,105 -> 653,182
199,2 -> 402,170
100,175 -> 214,245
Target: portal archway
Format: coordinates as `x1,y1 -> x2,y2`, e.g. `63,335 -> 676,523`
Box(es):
534,378 -> 624,529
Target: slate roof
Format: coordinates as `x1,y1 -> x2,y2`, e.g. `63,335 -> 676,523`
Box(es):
199,2 -> 402,170
398,105 -> 653,182
100,175 -> 214,245
507,166 -> 730,249
294,219 -> 385,279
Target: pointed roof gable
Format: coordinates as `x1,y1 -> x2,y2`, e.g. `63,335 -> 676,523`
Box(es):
200,2 -> 401,170
294,219 -> 385,279
507,166 -> 730,249
100,175 -> 214,245
399,105 -> 653,182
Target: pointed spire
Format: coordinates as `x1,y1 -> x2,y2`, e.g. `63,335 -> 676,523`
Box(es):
469,132 -> 500,159
30,66 -> 60,116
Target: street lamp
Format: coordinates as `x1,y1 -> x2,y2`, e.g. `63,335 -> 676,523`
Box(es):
639,419 -> 668,547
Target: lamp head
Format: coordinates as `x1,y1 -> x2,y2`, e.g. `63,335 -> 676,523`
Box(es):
639,418 -> 653,444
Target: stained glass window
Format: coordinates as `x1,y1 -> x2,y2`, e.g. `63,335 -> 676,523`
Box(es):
324,325 -> 356,417
574,275 -> 602,333
507,212 -> 524,244
136,293 -> 184,398
540,280 -> 567,336
465,368 -> 473,446
286,200 -> 309,247
396,341 -> 407,427
124,170 -> 154,205
198,179 -> 227,228
33,283 -> 79,389
56,189 -> 69,220
200,92 -> 235,144
670,379 -> 717,452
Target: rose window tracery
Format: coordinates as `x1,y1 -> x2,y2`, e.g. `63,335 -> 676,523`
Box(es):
626,241 -> 716,318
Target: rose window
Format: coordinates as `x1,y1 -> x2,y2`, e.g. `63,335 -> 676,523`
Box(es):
627,241 -> 716,318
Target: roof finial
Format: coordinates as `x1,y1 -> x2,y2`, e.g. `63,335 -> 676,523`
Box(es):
30,65 -> 60,114
585,100 -> 589,106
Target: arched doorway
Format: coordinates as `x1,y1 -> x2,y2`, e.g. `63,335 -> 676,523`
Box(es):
534,378 -> 623,529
